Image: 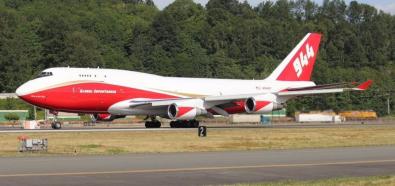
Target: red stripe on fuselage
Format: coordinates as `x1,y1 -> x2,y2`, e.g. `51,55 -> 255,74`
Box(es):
19,83 -> 179,113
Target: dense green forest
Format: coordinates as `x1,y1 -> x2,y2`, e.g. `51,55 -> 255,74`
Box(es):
0,0 -> 393,115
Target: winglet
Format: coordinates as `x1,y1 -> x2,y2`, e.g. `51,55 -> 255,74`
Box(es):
357,80 -> 373,90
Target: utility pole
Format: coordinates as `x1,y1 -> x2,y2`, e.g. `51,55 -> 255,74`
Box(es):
44,109 -> 48,121
34,106 -> 37,120
387,95 -> 391,115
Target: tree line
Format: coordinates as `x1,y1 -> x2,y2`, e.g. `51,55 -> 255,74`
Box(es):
0,0 -> 393,115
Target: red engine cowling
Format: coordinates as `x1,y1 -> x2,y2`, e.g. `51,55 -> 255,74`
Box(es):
167,99 -> 207,120
94,114 -> 125,121
244,94 -> 284,114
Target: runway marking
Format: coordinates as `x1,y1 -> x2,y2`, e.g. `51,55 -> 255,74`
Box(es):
1,159 -> 395,177
0,128 -> 192,133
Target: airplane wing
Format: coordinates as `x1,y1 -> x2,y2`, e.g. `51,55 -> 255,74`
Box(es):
277,80 -> 372,97
204,80 -> 373,102
109,80 -> 372,117
126,98 -> 191,108
128,80 -> 372,107
199,80 -> 373,116
283,82 -> 355,91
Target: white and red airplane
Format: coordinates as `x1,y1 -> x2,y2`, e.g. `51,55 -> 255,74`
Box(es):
16,33 -> 372,129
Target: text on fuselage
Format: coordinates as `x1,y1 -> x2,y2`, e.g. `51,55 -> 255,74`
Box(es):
79,89 -> 117,94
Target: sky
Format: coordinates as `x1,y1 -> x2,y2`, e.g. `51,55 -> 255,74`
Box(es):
152,0 -> 395,15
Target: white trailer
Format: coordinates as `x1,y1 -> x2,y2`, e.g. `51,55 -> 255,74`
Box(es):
296,113 -> 343,123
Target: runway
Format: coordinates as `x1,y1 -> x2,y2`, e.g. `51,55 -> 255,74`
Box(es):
1,146 -> 395,186
1,122 -> 394,133
0,128 -> 192,133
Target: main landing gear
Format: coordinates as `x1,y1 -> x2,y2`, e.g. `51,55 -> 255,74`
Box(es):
170,120 -> 200,128
143,116 -> 200,128
145,116 -> 161,128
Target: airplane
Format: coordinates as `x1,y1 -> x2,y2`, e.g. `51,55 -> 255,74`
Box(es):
15,33 -> 372,129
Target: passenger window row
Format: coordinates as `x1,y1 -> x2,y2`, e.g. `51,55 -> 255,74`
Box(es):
78,74 -> 107,78
79,74 -> 96,77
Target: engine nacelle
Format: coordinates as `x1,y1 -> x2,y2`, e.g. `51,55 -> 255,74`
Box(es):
244,94 -> 284,114
167,99 -> 207,120
94,113 -> 126,121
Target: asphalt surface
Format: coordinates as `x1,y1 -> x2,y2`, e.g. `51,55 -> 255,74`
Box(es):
0,128 -> 192,133
1,146 -> 395,186
1,122 -> 394,133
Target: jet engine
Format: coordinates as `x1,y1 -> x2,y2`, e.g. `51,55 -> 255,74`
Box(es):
167,99 -> 207,120
93,113 -> 126,121
244,94 -> 284,114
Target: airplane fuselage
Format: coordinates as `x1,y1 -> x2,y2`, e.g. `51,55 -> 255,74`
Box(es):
16,67 -> 314,114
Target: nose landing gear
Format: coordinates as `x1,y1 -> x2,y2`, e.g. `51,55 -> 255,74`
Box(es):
49,110 -> 62,129
51,121 -> 62,129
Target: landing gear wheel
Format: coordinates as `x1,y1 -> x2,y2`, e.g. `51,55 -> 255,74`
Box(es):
156,121 -> 161,128
51,121 -> 62,129
190,120 -> 200,128
145,121 -> 161,128
170,121 -> 175,128
170,121 -> 181,128
170,120 -> 200,128
144,116 -> 162,128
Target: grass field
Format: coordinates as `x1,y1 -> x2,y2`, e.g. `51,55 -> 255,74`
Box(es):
228,175 -> 395,186
1,125 -> 395,156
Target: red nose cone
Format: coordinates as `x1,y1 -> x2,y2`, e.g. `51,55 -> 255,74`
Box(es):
19,94 -> 48,108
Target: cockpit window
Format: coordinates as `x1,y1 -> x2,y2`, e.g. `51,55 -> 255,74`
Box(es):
37,71 -> 53,78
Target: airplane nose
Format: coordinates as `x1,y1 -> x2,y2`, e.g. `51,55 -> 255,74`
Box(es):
15,86 -> 22,97
15,84 -> 28,97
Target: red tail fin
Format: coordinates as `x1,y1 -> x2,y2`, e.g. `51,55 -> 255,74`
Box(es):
267,33 -> 321,81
